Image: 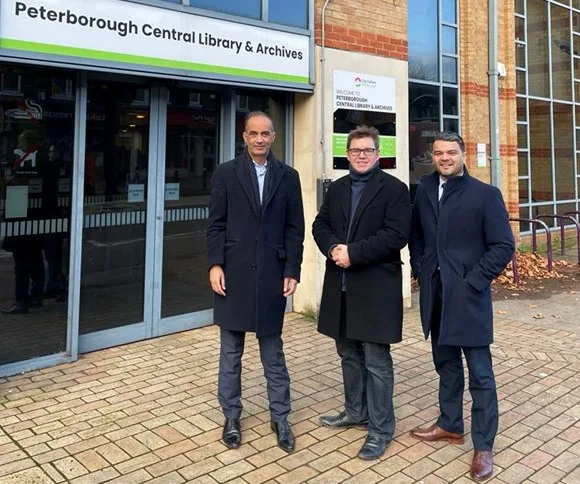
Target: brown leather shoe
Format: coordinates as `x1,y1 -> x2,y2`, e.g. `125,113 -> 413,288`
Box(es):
410,423 -> 464,444
471,451 -> 493,481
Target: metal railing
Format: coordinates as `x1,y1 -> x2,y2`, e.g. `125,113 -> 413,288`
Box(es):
536,214 -> 580,265
509,217 -> 553,283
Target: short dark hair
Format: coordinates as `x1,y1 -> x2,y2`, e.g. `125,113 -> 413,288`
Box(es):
432,131 -> 465,153
346,125 -> 380,150
244,111 -> 275,132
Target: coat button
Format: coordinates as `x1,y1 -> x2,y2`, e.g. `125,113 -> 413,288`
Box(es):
251,265 -> 257,270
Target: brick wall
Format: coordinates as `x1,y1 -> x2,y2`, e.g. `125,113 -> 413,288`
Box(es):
313,0 -> 408,60
459,0 -> 520,229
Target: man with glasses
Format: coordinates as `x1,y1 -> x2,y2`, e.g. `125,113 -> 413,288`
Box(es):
207,111 -> 305,453
312,125 -> 411,459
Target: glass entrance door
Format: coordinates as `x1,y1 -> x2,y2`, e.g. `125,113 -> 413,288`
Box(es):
78,80 -> 152,351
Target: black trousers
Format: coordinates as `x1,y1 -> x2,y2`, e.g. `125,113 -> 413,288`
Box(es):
336,294 -> 395,440
218,328 -> 291,422
431,271 -> 498,451
13,239 -> 45,305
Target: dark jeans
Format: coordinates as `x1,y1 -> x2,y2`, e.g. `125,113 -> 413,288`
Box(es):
336,294 -> 395,440
218,328 -> 291,422
431,271 -> 498,451
13,240 -> 45,305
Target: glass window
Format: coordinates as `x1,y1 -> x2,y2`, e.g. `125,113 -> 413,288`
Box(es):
519,152 -> 529,176
0,64 -> 75,365
442,26 -> 457,55
515,43 -> 526,68
515,16 -> 526,42
517,97 -> 527,122
552,5 -> 572,101
442,56 -> 457,83
528,0 -> 550,98
443,118 -> 458,132
409,83 -> 439,191
529,100 -> 553,202
519,178 -> 529,204
518,124 -> 528,149
443,87 -> 458,115
408,0 -> 439,81
553,103 -> 575,200
269,0 -> 308,29
515,0 -> 525,15
517,70 -> 526,94
442,0 -> 456,23
189,0 -> 261,19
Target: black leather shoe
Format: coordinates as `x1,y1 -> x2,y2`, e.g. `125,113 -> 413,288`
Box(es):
320,411 -> 368,429
357,435 -> 390,460
271,420 -> 295,453
1,303 -> 29,314
222,418 -> 241,449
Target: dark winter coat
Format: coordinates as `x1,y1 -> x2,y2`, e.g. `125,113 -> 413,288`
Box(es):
409,169 -> 515,347
207,151 -> 305,338
312,169 -> 411,344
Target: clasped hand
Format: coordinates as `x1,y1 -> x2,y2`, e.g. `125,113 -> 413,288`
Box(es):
331,244 -> 351,269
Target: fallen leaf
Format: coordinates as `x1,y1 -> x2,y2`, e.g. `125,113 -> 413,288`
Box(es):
497,310 -> 508,315
533,313 -> 545,319
529,304 -> 538,309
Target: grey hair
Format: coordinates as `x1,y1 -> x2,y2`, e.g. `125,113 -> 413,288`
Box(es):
432,131 -> 465,153
244,111 -> 275,132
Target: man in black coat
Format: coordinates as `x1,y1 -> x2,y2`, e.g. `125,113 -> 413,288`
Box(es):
207,111 -> 305,453
409,132 -> 514,482
312,126 -> 411,460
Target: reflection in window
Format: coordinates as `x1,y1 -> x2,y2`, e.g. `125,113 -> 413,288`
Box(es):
442,56 -> 457,83
189,0 -> 260,19
408,0 -> 438,82
443,87 -> 458,115
551,5 -> 572,101
442,0 -> 457,23
409,83 -> 439,190
269,0 -> 308,28
553,103 -> 574,201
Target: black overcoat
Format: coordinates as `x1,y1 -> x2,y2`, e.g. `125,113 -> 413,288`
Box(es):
207,151 -> 305,338
312,170 -> 411,344
409,170 -> 515,347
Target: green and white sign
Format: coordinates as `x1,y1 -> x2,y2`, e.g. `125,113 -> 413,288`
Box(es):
0,0 -> 311,87
332,70 -> 397,169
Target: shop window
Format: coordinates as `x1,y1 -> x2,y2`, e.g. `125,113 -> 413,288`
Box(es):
0,64 -> 76,366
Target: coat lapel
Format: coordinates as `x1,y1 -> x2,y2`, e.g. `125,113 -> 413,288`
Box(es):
233,156 -> 260,218
340,177 -> 350,221
263,155 -> 283,212
424,172 -> 440,218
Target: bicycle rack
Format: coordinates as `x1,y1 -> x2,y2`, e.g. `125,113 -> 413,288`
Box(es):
509,217 -> 553,275
536,214 -> 580,265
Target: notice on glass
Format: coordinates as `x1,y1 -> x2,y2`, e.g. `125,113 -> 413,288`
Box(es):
127,184 -> 145,203
164,183 -> 180,201
5,186 -> 29,219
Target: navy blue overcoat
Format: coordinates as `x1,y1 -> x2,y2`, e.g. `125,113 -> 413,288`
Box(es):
207,151 -> 305,338
409,170 -> 514,347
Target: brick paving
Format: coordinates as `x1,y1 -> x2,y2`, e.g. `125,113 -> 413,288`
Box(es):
1,300 -> 580,483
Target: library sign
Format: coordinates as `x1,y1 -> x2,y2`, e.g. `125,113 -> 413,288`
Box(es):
0,0 -> 311,87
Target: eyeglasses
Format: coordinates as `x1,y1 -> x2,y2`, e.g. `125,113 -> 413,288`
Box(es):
348,148 -> 377,156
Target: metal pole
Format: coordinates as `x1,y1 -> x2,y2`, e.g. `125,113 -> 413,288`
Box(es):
489,0 -> 501,187
320,0 -> 332,179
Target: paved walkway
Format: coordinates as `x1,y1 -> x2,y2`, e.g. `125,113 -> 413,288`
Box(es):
1,299 -> 579,484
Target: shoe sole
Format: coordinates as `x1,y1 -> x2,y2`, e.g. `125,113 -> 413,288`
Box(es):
410,432 -> 464,445
470,471 -> 493,482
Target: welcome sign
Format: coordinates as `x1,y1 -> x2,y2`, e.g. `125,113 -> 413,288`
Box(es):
0,0 -> 311,87
332,70 -> 397,169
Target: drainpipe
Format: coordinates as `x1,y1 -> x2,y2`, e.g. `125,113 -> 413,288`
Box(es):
489,0 -> 501,187
320,0 -> 332,179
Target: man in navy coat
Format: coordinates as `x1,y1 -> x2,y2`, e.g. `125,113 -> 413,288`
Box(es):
409,132 -> 514,482
207,111 -> 305,453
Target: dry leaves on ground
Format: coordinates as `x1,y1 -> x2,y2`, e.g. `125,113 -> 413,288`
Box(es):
494,252 -> 565,289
